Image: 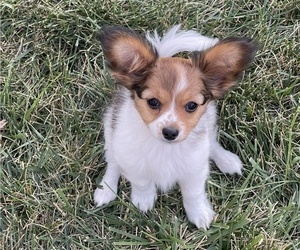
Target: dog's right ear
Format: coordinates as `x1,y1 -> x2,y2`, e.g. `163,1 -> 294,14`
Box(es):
99,26 -> 157,89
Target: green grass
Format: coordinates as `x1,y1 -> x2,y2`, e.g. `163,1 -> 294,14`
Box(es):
1,0 -> 299,249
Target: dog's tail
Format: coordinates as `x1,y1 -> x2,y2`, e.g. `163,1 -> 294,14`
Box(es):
146,24 -> 219,57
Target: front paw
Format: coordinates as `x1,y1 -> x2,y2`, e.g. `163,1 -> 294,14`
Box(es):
94,185 -> 117,207
131,191 -> 157,212
184,203 -> 216,229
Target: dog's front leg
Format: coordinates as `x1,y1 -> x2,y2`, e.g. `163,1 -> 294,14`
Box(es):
179,173 -> 215,229
130,180 -> 157,212
94,152 -> 120,207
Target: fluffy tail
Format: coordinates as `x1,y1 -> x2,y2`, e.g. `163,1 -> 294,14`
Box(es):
146,24 -> 219,57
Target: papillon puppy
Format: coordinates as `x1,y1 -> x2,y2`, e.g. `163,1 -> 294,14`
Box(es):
94,25 -> 257,229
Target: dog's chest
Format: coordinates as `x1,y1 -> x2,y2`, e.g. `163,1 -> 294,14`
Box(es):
111,124 -> 209,191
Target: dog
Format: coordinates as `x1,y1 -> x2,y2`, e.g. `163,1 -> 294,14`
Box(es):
93,25 -> 257,229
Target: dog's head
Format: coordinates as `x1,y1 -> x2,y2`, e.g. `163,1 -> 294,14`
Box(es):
99,26 -> 257,142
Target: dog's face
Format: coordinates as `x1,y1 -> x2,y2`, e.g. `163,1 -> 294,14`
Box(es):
99,26 -> 257,142
133,57 -> 209,142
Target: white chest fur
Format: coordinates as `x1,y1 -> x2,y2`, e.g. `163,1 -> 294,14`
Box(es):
107,95 -> 211,192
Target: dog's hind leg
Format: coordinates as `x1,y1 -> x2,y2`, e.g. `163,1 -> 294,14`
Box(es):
209,123 -> 243,176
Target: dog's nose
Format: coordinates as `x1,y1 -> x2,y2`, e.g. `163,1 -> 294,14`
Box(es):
162,127 -> 179,141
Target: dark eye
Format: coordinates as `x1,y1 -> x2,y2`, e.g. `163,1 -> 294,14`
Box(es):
147,98 -> 161,109
185,102 -> 198,113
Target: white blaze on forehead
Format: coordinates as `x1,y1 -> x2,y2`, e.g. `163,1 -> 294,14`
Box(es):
174,66 -> 206,105
174,67 -> 188,94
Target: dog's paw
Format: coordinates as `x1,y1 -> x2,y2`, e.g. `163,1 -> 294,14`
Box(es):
94,185 -> 117,207
214,150 -> 243,175
131,191 -> 157,212
185,203 -> 216,230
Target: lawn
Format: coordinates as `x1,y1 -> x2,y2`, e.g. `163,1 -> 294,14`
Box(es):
1,0 -> 299,249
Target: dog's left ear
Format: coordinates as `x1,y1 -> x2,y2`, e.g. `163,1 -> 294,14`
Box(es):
99,26 -> 157,89
191,38 -> 258,99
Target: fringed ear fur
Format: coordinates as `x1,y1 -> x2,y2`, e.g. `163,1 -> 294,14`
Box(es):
99,26 -> 157,89
191,37 -> 258,99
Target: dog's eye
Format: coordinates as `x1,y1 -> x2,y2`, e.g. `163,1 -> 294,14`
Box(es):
147,98 -> 161,109
185,102 -> 198,113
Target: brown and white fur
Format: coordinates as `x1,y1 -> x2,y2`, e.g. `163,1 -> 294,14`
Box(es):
94,25 -> 257,229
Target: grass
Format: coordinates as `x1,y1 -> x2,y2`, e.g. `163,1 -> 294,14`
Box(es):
1,0 -> 299,249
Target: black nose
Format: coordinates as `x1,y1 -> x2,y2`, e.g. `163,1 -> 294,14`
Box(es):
162,127 -> 179,141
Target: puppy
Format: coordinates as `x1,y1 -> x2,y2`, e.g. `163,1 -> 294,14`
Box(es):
94,25 -> 257,229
